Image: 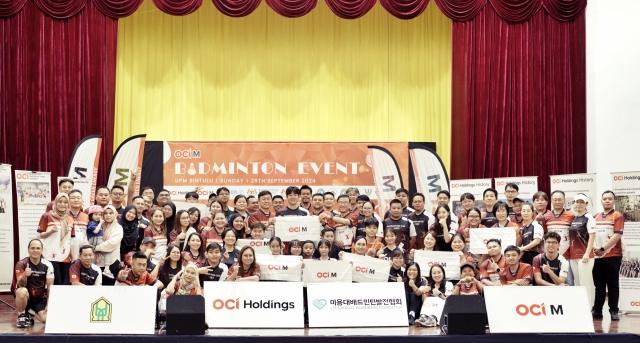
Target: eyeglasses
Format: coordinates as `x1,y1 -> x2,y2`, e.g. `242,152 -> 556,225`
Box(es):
505,190 -> 517,194
545,241 -> 559,245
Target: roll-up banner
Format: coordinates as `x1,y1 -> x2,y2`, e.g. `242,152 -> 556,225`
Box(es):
66,135 -> 102,205
0,164 -> 14,291
107,134 -> 146,207
15,170 -> 51,258
368,146 -> 404,216
162,142 -> 410,215
274,216 -> 323,242
550,173 -> 597,214
341,252 -> 390,283
409,146 -> 450,210
413,250 -> 461,279
58,177 -> 91,211
449,179 -> 492,217
610,171 -> 640,312
494,176 -> 538,203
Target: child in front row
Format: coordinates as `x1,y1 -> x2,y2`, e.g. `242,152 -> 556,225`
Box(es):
388,249 -> 405,282
301,240 -> 315,260
314,239 -> 337,261
250,221 -> 265,240
312,229 -> 341,259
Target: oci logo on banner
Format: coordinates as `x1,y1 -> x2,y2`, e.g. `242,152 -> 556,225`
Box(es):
516,303 -> 564,316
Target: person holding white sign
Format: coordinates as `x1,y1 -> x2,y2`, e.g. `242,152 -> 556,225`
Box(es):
519,202 -> 544,265
499,246 -> 532,286
409,231 -> 439,263
415,264 -> 453,327
532,232 -> 569,286
479,239 -> 506,286
403,262 -> 428,325
457,207 -> 486,259
481,188 -> 499,228
321,194 -> 358,252
491,202 -> 521,247
226,246 -> 260,282
429,204 -> 458,252
569,193 -> 596,306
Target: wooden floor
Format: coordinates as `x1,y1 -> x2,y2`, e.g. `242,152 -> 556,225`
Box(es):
0,295 -> 638,336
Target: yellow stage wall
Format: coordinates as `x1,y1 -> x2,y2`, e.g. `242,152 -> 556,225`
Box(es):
115,0 -> 452,169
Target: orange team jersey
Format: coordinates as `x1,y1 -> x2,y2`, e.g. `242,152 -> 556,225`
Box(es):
458,282 -> 481,295
69,211 -> 89,239
15,257 -> 54,298
326,210 -> 359,229
499,262 -> 533,285
508,215 -> 525,228
121,270 -> 157,286
491,221 -> 520,229
568,214 -> 596,259
227,263 -> 261,279
37,213 -> 73,263
144,226 -> 166,240
479,255 -> 507,284
201,227 -> 224,246
541,210 -> 575,258
173,280 -> 199,295
354,240 -> 384,254
248,209 -> 276,237
460,253 -> 475,265
594,210 -> 625,258
457,224 -> 487,248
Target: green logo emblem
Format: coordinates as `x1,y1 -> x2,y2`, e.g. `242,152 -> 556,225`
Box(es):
91,297 -> 112,323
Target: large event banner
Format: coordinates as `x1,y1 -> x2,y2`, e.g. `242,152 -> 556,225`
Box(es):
341,253 -> 390,283
550,173 -> 597,214
469,228 -> 516,255
274,216 -> 323,242
162,142 -> 409,210
236,239 -> 271,255
107,134 -> 146,207
307,283 -> 407,327
66,135 -> 102,205
204,282 -> 304,328
0,164 -> 14,291
484,287 -> 594,333
58,177 -> 91,210
302,260 -> 352,285
494,176 -> 538,203
611,171 -> 640,312
46,286 -> 157,334
413,250 -> 461,280
15,170 -> 50,258
449,178 -> 492,218
409,146 -> 450,210
256,254 -> 303,281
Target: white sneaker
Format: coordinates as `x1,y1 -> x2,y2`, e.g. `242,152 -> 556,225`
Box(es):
102,271 -> 115,279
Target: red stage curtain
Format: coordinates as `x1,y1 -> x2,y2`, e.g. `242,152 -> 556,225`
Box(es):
210,0 -> 261,17
433,0 -> 485,21
450,4 -> 586,194
92,0 -> 144,18
0,0 -> 115,185
488,0 -> 541,22
153,0 -> 203,16
33,0 -> 87,18
543,0 -> 587,21
0,0 -> 28,17
324,0 -> 376,19
266,0 -> 317,18
379,0 -> 429,20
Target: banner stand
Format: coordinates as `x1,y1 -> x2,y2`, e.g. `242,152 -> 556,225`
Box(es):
0,164 -> 15,307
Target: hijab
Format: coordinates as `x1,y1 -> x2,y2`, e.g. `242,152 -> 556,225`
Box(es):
119,205 -> 139,255
50,193 -> 70,241
175,263 -> 199,295
227,213 -> 245,238
163,202 -> 177,241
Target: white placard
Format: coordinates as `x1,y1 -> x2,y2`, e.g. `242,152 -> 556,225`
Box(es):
484,286 -> 594,333
0,164 -> 14,291
449,179 -> 492,217
335,226 -> 355,247
15,170 -> 51,258
469,228 -> 516,255
204,282 -> 304,328
550,173 -> 597,214
341,253 -> 390,283
494,176 -> 538,203
58,176 -> 92,210
237,239 -> 272,255
307,283 -> 407,327
45,285 -> 157,334
611,171 -> 640,312
302,260 -> 352,285
274,216 -> 323,242
413,250 -> 461,279
256,254 -> 303,281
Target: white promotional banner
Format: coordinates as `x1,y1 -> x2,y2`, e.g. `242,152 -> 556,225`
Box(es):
449,178 -> 492,217
469,228 -> 516,255
335,226 -> 355,248
256,254 -> 303,281
550,173 -> 597,214
237,239 -> 272,255
302,260 -> 352,285
66,135 -> 102,205
341,253 -> 390,283
58,177 -> 91,210
307,283 -> 407,327
15,170 -> 51,258
494,176 -> 538,203
46,286 -> 157,334
368,146 -> 404,217
0,164 -> 14,291
409,146 -> 450,210
484,286 -> 594,333
274,216 -> 323,242
204,282 -> 304,328
413,250 -> 461,280
610,171 -> 640,312
107,134 -> 146,207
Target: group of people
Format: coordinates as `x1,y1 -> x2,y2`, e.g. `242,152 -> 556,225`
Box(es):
13,177 -> 626,330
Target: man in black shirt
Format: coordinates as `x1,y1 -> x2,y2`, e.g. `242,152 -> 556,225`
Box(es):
69,245 -> 102,286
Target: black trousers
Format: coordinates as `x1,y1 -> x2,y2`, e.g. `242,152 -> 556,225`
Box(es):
592,256 -> 622,313
406,290 -> 422,316
50,261 -> 69,285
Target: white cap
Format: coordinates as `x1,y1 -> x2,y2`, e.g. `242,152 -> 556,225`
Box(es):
574,193 -> 589,203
